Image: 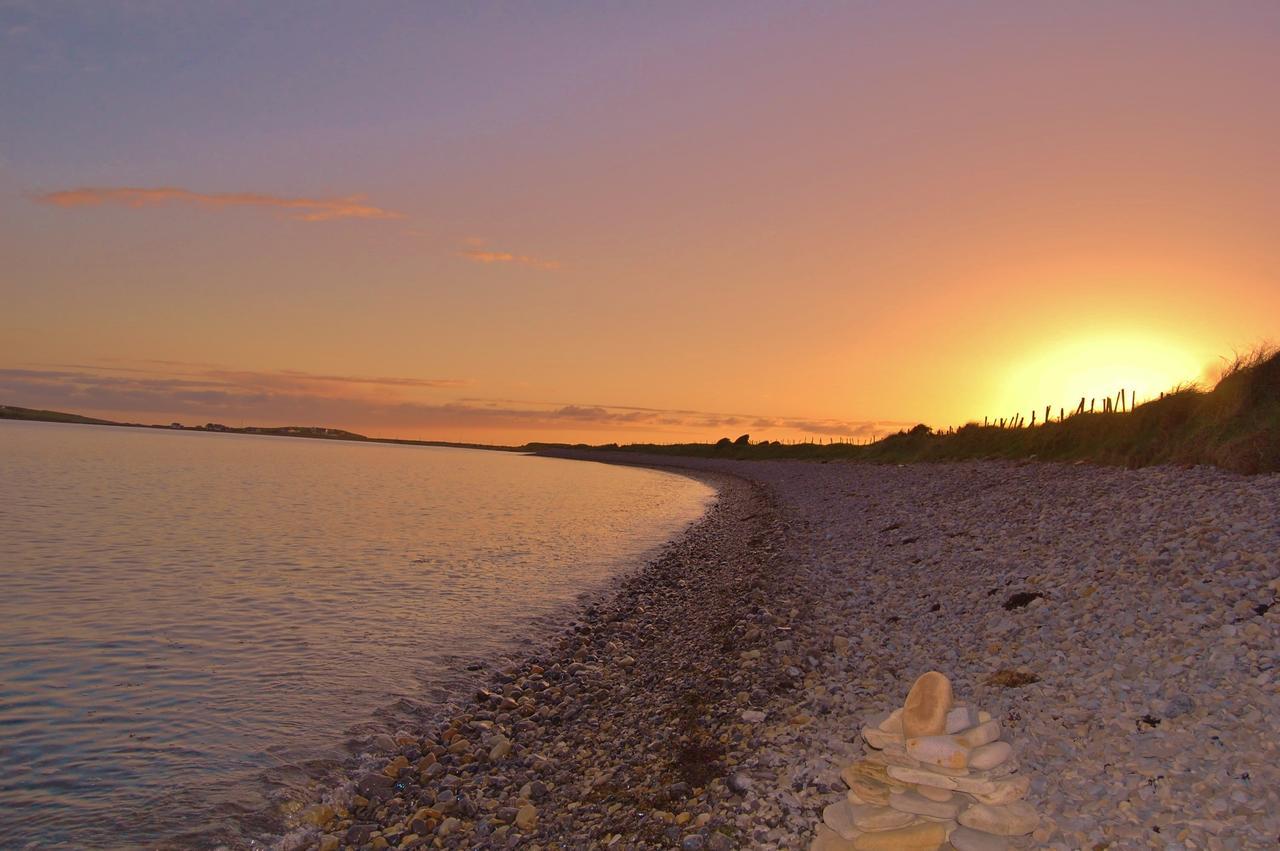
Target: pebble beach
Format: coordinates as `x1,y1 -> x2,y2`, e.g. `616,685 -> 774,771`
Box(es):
278,454 -> 1280,851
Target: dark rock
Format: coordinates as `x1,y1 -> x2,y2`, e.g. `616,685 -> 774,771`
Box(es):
346,823 -> 376,845
357,772 -> 394,798
1003,591 -> 1042,610
707,832 -> 733,851
984,669 -> 1040,688
665,781 -> 692,801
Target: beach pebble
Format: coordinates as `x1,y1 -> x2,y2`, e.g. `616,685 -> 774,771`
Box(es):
901,672 -> 952,737
945,706 -> 979,733
851,820 -> 947,850
904,734 -> 970,770
915,785 -> 954,803
515,804 -> 537,831
951,720 -> 1001,749
948,825 -> 1011,851
811,823 -> 858,851
849,802 -> 916,831
888,789 -> 962,819
958,801 -> 1040,836
968,741 -> 1013,770
822,800 -> 862,840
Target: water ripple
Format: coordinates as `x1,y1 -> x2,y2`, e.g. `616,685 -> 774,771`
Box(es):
0,421 -> 713,848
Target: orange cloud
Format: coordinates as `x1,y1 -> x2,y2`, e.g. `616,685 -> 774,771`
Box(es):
460,240 -> 560,270
37,186 -> 404,222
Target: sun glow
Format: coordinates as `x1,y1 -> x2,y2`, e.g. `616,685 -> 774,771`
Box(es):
990,333 -> 1206,421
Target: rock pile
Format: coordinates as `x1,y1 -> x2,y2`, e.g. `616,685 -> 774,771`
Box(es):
812,671 -> 1040,850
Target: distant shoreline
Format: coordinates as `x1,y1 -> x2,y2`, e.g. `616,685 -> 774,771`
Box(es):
0,404 -> 525,454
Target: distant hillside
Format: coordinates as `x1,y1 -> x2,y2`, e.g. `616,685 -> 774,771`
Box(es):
0,405 -> 375,441
595,348 -> 1280,474
0,405 -> 122,426
0,404 -> 525,453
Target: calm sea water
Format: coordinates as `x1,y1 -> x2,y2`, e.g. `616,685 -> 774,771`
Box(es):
0,421 -> 714,849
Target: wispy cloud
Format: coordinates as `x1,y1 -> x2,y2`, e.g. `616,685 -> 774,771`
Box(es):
37,186 -> 405,222
460,238 -> 560,270
11,363 -> 466,400
0,363 -> 905,439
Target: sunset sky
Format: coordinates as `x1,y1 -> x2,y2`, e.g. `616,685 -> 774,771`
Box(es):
3,2 -> 1278,443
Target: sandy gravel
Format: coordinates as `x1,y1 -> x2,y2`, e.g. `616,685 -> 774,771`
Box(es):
616,455 -> 1280,850
279,454 -> 1279,851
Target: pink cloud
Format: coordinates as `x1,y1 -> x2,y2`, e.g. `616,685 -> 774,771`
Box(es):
460,239 -> 560,270
37,186 -> 404,222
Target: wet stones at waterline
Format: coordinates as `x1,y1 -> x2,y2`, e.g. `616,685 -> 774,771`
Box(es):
812,671 -> 1041,851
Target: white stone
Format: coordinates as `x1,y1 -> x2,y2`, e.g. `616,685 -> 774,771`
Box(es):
915,785 -> 954,803
958,801 -> 1040,836
849,802 -> 917,831
887,789 -> 963,819
862,726 -> 902,750
968,741 -> 1013,770
970,774 -> 1030,805
905,735 -> 971,770
945,706 -> 979,733
811,823 -> 858,851
823,800 -> 863,840
952,720 -> 1001,749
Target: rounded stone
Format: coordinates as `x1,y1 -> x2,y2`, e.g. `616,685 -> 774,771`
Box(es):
852,820 -> 947,850
915,785 -> 954,803
957,800 -> 1039,836
968,741 -> 1013,770
902,672 -> 953,738
948,825 -> 1011,851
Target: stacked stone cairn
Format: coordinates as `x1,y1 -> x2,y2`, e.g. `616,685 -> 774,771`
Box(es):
811,672 -> 1041,850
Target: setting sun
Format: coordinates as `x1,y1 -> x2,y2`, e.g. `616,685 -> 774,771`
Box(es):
992,333 -> 1207,420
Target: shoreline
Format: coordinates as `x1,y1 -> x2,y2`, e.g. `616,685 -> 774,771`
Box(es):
268,458 -> 807,851
270,454 -> 1280,850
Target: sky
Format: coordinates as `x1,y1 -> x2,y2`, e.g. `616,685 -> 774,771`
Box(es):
2,1 -> 1278,443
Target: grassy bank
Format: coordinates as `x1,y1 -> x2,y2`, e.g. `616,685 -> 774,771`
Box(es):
569,349 -> 1280,474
